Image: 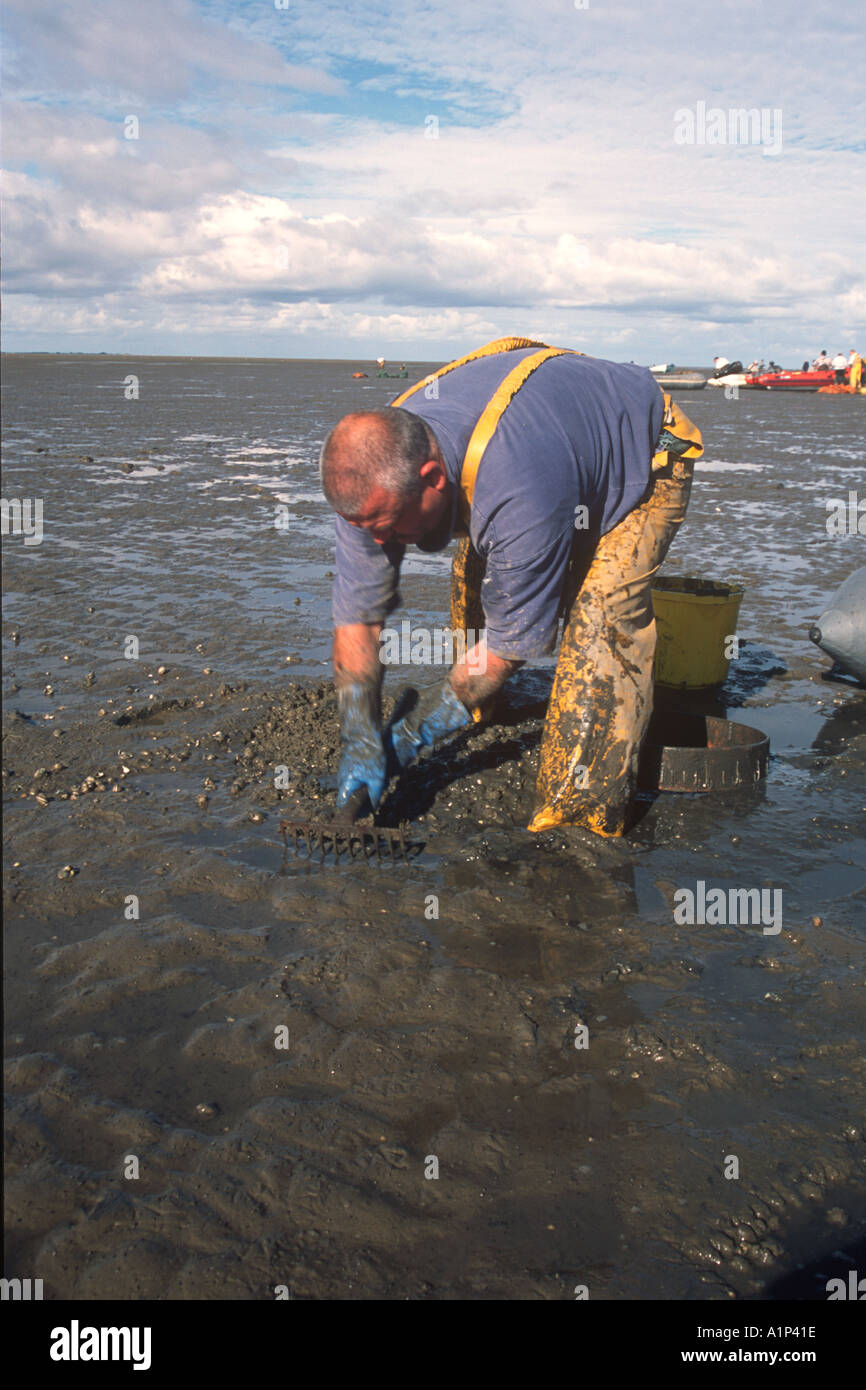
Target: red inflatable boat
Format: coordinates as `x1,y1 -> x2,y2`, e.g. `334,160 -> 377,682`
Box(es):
746,368 -> 839,392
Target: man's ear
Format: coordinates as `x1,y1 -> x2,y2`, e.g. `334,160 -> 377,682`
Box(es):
419,457 -> 448,491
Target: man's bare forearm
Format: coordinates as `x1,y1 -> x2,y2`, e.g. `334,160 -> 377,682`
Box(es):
333,623 -> 383,690
450,643 -> 523,709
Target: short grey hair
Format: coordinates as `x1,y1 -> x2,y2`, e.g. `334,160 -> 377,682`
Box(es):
319,408 -> 434,518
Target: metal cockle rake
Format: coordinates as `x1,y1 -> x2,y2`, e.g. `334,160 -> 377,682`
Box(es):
279,783 -> 413,864
279,694 -> 423,865
279,817 -> 410,863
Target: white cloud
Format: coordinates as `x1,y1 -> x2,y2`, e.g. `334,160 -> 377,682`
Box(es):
2,0 -> 341,100
2,0 -> 864,356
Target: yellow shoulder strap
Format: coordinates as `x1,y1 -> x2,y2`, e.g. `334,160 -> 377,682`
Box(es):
389,336 -> 552,409
390,335 -> 583,528
458,346 -> 576,524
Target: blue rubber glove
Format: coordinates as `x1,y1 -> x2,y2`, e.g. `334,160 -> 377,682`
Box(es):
387,680 -> 473,771
336,683 -> 387,811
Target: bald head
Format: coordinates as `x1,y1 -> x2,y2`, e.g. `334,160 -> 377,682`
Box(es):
320,408 -> 435,519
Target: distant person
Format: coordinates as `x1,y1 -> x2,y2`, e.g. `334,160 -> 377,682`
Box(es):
747,359 -> 762,374
802,361 -> 809,371
832,351 -> 848,384
811,349 -> 830,371
850,353 -> 863,390
713,355 -> 730,376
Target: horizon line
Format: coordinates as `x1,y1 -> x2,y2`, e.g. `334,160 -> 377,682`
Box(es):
1,350 -> 716,366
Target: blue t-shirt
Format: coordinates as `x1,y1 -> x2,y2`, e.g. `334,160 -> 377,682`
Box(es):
331,348 -> 664,659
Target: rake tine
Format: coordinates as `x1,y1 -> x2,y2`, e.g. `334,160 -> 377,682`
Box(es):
279,816 -> 411,865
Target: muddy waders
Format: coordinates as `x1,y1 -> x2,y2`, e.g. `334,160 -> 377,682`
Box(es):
392,340 -> 704,838
529,395 -> 703,836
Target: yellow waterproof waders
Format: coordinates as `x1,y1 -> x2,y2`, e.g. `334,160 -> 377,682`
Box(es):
393,342 -> 703,835
528,393 -> 703,836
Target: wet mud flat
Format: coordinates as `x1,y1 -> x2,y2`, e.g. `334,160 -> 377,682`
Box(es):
3,360 -> 865,1299
4,661 -> 865,1301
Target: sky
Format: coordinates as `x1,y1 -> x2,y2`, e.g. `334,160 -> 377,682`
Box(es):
2,0 -> 864,363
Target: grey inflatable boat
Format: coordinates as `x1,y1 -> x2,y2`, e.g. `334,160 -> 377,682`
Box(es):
809,566 -> 866,685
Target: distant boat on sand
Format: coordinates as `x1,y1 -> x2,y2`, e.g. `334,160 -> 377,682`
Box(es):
649,366 -> 706,390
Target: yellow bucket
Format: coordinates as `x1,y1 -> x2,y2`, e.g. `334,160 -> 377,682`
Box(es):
652,576 -> 745,688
